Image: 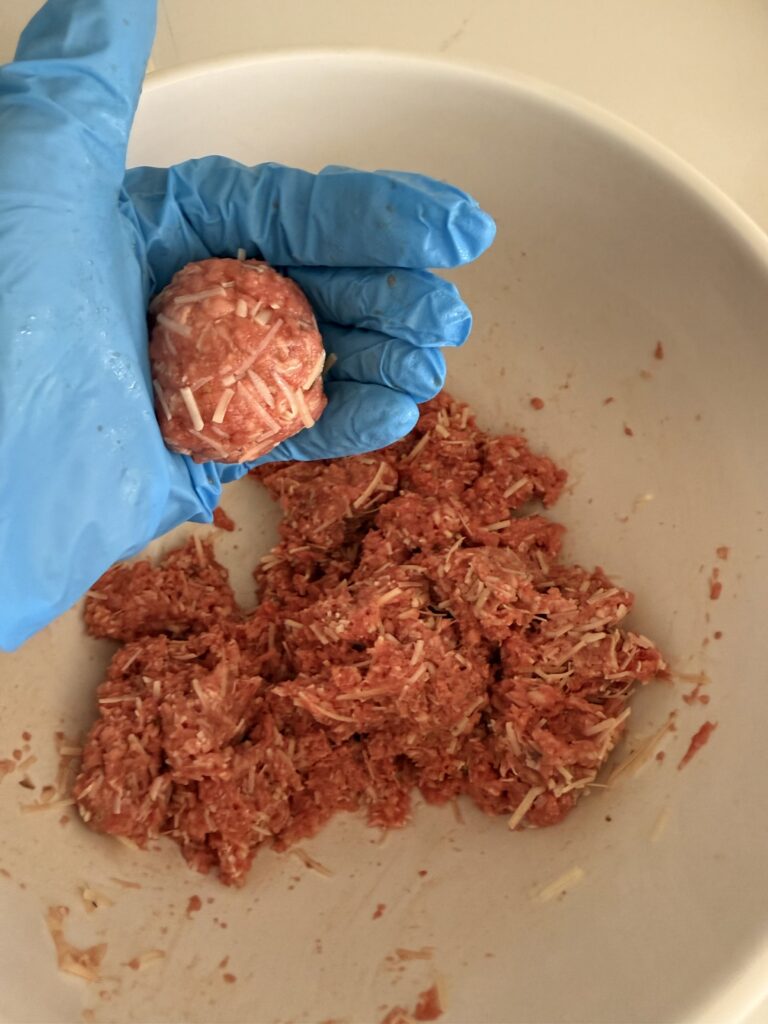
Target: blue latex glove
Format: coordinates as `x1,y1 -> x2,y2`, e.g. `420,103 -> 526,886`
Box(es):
0,0 -> 495,651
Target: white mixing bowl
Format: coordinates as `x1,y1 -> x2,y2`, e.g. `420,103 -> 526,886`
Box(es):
1,53 -> 767,1024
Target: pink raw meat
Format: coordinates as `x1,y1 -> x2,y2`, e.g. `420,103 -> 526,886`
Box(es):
149,257 -> 327,463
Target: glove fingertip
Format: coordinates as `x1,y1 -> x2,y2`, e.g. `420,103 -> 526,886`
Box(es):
452,206 -> 497,264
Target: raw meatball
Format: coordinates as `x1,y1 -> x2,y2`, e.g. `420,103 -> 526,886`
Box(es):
149,257 -> 327,463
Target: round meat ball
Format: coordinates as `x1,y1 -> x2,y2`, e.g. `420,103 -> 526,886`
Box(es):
149,257 -> 327,463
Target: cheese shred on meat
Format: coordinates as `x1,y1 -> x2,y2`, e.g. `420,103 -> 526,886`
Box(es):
74,393 -> 665,886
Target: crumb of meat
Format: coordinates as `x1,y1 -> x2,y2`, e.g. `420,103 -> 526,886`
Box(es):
213,507 -> 236,532
715,546 -> 729,560
186,894 -> 203,916
603,397 -> 614,405
530,397 -> 544,410
623,424 -> 634,437
414,984 -> 443,1021
709,568 -> 722,600
381,984 -> 443,1024
223,973 -> 237,984
678,721 -> 717,770
74,392 -> 665,886
84,537 -> 238,642
373,902 -> 386,919
654,341 -> 664,360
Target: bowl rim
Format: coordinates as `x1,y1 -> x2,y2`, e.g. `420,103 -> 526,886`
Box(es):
143,48 -> 768,274
136,51 -> 768,1024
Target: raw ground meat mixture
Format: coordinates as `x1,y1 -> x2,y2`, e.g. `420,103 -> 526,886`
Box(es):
149,257 -> 326,463
75,393 -> 665,886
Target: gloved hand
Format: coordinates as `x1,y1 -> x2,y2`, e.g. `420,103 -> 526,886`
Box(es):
0,0 -> 495,651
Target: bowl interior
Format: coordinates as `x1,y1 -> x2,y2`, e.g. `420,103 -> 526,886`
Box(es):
1,54 -> 768,1024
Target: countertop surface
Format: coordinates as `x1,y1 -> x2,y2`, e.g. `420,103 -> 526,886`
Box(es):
1,3 -> 767,1022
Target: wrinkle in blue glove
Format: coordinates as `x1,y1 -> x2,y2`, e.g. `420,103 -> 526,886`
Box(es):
0,0 -> 495,651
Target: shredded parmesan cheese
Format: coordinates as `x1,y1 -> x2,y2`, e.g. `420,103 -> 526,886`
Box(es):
291,848 -> 333,876
172,287 -> 226,305
246,369 -> 276,407
608,713 -> 676,785
156,313 -> 192,338
583,707 -> 631,737
508,786 -> 545,830
125,949 -> 166,971
179,386 -> 204,431
152,379 -> 172,421
189,429 -> 228,458
305,351 -> 326,388
294,386 -> 316,429
237,380 -> 280,432
273,370 -> 298,417
405,431 -> 431,463
211,388 -> 235,425
503,477 -> 530,499
485,519 -> 511,532
231,318 -> 285,377
353,462 -> 388,509
533,866 -> 585,902
650,806 -> 671,843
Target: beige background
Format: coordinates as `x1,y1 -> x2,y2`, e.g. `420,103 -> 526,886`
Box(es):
3,0 -> 768,237
2,3 -> 768,1022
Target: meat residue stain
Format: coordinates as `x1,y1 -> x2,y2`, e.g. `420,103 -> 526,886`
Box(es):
186,894 -> 202,917
373,902 -> 386,920
678,721 -> 718,770
716,546 -> 730,560
654,341 -> 664,360
677,671 -> 710,707
222,973 -> 237,984
394,947 -> 434,962
709,568 -> 722,600
682,682 -> 710,706
45,906 -> 107,982
603,396 -> 614,405
623,424 -> 634,437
